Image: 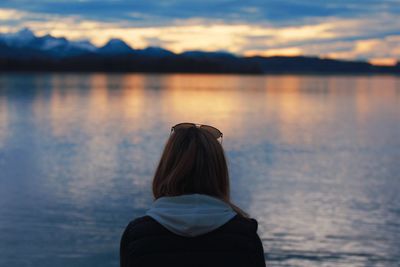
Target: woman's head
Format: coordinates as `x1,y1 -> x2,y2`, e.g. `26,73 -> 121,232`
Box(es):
152,123 -> 229,201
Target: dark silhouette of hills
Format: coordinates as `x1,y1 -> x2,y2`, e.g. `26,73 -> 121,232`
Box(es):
0,28 -> 399,74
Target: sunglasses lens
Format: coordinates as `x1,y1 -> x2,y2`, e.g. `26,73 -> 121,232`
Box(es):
200,125 -> 222,139
172,123 -> 195,131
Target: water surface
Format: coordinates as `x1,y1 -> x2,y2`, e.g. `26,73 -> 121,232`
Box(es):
0,74 -> 400,266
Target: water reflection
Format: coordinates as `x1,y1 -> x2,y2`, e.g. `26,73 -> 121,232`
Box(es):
119,75 -> 149,135
0,97 -> 8,148
0,74 -> 399,267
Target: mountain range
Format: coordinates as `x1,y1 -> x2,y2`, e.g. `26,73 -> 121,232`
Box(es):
1,28 -> 399,74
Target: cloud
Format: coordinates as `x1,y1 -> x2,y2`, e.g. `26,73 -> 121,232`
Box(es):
324,35 -> 400,62
0,8 -> 26,20
1,0 -> 400,27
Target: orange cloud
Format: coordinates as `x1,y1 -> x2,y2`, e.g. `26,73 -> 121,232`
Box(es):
369,58 -> 397,66
244,47 -> 303,57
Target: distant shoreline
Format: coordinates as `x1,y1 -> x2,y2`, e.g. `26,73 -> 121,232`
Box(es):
1,56 -> 399,75
1,70 -> 399,76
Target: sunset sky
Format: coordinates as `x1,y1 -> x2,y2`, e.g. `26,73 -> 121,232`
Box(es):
0,0 -> 399,65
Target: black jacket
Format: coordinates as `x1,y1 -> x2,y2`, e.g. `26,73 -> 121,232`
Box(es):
120,215 -> 266,267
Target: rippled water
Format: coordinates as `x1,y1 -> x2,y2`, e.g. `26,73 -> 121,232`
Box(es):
0,73 -> 399,267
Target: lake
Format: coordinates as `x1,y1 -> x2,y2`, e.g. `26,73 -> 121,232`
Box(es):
0,73 -> 399,267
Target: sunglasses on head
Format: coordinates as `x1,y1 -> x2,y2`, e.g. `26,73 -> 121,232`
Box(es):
171,123 -> 223,142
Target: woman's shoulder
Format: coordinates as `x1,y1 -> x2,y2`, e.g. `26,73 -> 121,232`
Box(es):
122,216 -> 166,240
124,214 -> 259,237
218,215 -> 259,235
127,215 -> 155,227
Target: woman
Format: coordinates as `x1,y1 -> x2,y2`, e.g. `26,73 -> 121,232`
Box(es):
120,123 -> 266,267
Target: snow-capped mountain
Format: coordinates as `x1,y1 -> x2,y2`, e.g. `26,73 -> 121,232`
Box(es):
72,40 -> 97,52
39,34 -> 97,52
98,38 -> 134,55
134,47 -> 175,57
39,35 -> 99,57
0,28 -> 36,48
0,28 -> 105,57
